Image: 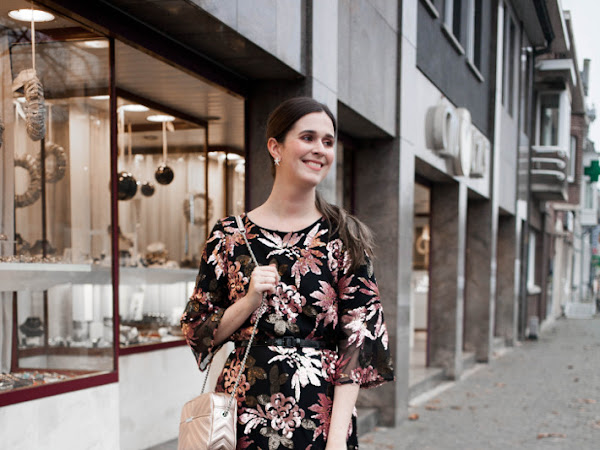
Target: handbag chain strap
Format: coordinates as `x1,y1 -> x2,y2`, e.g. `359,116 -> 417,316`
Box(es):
214,215 -> 266,417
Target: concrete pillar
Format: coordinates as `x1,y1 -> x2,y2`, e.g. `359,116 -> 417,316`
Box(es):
496,215 -> 518,345
429,181 -> 467,379
464,198 -> 494,362
354,139 -> 409,426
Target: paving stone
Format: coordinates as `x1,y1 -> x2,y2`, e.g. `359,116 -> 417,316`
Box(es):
360,316 -> 600,450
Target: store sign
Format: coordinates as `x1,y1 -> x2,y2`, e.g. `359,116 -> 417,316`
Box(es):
426,103 -> 489,178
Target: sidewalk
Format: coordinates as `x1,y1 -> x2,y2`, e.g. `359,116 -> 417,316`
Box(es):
359,316 -> 600,450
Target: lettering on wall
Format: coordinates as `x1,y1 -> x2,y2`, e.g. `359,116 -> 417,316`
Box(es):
426,102 -> 489,178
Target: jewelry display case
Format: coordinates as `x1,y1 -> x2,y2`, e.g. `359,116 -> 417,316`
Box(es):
0,1 -> 246,404
0,26 -> 116,398
113,92 -> 245,351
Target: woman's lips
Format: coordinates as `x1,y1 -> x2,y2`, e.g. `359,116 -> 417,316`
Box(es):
303,160 -> 324,170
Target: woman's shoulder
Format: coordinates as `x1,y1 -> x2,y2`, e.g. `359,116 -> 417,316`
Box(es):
210,214 -> 246,232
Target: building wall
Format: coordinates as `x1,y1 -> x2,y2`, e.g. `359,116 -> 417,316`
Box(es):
191,0 -> 303,73
416,0 -> 494,137
337,0 -> 398,135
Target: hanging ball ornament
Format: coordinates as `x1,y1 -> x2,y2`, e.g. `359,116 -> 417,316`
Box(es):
117,171 -> 138,200
155,164 -> 174,185
140,181 -> 155,197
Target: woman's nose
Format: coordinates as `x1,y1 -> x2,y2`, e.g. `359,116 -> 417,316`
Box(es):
312,140 -> 326,154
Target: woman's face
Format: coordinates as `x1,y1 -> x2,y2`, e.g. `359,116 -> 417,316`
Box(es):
270,111 -> 336,188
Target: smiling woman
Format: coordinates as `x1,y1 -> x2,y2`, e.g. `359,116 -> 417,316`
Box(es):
181,97 -> 394,449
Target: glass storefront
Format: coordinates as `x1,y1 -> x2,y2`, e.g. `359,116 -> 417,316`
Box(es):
1,1 -> 245,403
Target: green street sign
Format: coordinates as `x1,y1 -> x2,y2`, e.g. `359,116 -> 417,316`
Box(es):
584,160 -> 600,182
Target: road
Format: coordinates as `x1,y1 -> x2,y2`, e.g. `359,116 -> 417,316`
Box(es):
359,316 -> 600,450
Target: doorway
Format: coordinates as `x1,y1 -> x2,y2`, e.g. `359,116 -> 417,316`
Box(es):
410,182 -> 431,387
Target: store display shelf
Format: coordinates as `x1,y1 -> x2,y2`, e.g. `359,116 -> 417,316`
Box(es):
0,263 -> 197,292
119,266 -> 198,285
18,346 -> 113,358
0,262 -> 93,292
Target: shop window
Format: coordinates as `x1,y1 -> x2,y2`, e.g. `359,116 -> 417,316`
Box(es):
0,2 -> 246,404
113,41 -> 245,352
1,4 -> 115,400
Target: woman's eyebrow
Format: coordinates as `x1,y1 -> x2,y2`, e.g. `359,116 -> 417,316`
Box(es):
298,129 -> 335,139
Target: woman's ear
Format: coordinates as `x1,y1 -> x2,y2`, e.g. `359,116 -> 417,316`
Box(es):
267,137 -> 281,161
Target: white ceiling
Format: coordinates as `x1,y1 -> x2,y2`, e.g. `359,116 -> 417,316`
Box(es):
3,0 -> 244,151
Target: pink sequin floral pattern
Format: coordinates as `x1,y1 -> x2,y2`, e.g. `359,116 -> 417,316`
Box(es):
181,214 -> 394,448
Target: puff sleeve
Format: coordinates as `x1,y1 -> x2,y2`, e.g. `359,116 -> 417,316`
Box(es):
334,254 -> 395,388
181,220 -> 230,371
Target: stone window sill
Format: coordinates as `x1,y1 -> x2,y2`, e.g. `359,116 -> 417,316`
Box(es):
466,59 -> 484,82
441,23 -> 465,56
420,0 -> 440,18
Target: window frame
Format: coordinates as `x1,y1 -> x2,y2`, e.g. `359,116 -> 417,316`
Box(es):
535,90 -> 571,150
568,135 -> 577,182
501,2 -> 519,116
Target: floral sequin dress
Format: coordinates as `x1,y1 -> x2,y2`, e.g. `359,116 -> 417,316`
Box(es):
181,214 -> 394,449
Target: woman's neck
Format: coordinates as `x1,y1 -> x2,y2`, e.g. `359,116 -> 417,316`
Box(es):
249,178 -> 322,230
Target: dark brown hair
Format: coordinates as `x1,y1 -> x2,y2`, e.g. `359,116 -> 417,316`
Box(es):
266,97 -> 374,270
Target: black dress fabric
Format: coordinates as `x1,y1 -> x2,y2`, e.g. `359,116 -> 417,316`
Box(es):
181,214 -> 394,449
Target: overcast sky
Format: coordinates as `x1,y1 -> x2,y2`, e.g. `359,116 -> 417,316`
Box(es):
561,0 -> 599,147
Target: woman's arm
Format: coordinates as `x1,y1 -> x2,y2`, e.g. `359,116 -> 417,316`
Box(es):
212,264 -> 279,345
325,383 -> 360,449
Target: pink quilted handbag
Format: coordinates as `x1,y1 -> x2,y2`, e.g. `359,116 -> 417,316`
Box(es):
179,216 -> 266,450
178,392 -> 236,450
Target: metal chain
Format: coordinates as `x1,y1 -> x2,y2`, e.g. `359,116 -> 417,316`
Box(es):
221,215 -> 267,417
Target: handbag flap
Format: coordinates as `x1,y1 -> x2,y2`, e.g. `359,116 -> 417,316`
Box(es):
180,392 -> 230,424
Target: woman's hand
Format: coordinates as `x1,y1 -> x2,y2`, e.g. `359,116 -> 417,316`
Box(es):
212,263 -> 279,345
245,264 -> 279,309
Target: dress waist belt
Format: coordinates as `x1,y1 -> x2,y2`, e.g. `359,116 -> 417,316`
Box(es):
236,337 -> 336,351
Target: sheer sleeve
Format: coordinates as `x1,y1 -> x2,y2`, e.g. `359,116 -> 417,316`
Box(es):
181,220 -> 230,371
334,254 -> 395,388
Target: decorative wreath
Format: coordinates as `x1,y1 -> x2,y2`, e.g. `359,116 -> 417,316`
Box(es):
24,74 -> 46,142
14,153 -> 42,208
183,193 -> 214,226
41,142 -> 67,183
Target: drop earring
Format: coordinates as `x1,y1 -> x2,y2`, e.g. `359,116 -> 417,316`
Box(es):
274,157 -> 280,166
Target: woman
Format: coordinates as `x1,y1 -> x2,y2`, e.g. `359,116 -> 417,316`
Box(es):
181,97 -> 394,449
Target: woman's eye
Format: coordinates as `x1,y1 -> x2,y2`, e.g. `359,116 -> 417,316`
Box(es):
324,140 -> 334,147
302,135 -> 313,141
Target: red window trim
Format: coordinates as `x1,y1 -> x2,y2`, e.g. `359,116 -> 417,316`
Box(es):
119,339 -> 187,355
0,372 -> 118,407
